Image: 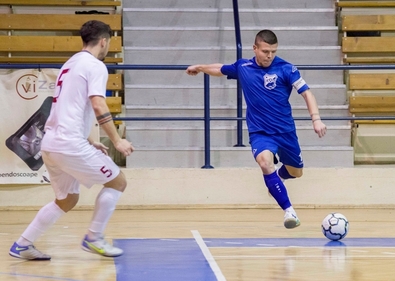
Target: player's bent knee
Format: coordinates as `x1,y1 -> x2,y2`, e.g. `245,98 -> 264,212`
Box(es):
288,168 -> 303,178
56,193 -> 79,212
105,171 -> 127,192
257,160 -> 275,174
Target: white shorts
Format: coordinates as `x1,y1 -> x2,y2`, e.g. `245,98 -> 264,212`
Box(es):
42,148 -> 120,200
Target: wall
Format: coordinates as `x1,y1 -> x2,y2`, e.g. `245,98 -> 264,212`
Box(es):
0,166 -> 394,210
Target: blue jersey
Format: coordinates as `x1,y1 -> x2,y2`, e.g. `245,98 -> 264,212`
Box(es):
221,56 -> 309,134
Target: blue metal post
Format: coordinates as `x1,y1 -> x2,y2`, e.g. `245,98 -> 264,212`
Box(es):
202,74 -> 214,169
232,0 -> 245,147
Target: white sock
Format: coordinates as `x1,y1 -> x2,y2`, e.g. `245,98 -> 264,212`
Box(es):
17,201 -> 65,246
285,206 -> 296,215
87,187 -> 122,241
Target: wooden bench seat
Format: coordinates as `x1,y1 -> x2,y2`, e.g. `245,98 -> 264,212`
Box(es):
107,73 -> 122,91
0,14 -> 121,31
342,44 -> 395,64
0,0 -> 121,6
0,14 -> 122,64
349,73 -> 395,90
349,96 -> 395,124
344,57 -> 395,64
0,56 -> 123,64
349,96 -> 395,113
0,36 -> 122,63
342,14 -> 395,31
0,36 -> 122,53
106,96 -> 122,114
337,1 -> 395,8
105,94 -> 123,125
341,14 -> 395,64
343,37 -> 395,53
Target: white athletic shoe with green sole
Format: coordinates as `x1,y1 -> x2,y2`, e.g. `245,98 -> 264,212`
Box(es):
284,212 -> 301,229
81,235 -> 123,257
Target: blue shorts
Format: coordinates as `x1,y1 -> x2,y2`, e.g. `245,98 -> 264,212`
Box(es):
249,130 -> 304,168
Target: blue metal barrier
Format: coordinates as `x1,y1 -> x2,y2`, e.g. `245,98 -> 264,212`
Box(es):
232,0 -> 244,147
2,63 -> 395,168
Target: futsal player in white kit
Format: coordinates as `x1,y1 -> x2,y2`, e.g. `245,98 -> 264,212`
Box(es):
9,20 -> 134,260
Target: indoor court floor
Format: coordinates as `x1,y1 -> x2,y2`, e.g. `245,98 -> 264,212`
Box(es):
1,208 -> 395,281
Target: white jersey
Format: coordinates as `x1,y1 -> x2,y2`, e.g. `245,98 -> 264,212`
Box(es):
41,51 -> 108,154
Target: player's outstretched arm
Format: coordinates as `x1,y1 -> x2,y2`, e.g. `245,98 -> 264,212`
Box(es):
90,96 -> 134,157
301,90 -> 327,138
186,63 -> 224,77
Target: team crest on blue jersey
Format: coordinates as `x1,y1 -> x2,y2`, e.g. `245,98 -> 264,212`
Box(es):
263,73 -> 278,90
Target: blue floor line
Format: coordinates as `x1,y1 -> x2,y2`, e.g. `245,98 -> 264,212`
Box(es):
113,237 -> 395,281
113,239 -> 217,281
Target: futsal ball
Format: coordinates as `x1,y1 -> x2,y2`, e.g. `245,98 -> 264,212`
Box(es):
321,213 -> 349,241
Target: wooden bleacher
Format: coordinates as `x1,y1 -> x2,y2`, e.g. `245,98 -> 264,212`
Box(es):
348,72 -> 395,164
333,2 -> 395,163
349,73 -> 395,124
341,13 -> 395,124
337,1 -> 395,8
0,13 -> 122,63
341,14 -> 395,64
342,13 -> 395,123
106,74 -> 122,115
0,1 -> 124,119
0,0 -> 121,6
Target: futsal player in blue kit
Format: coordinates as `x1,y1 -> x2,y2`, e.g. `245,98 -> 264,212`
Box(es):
186,29 -> 327,229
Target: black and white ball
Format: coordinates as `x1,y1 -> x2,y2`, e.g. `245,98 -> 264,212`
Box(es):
322,213 -> 349,241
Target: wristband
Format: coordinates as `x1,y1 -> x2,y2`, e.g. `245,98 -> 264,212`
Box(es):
312,118 -> 321,123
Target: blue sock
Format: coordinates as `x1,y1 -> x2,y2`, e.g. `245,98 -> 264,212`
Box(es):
264,171 -> 292,210
278,165 -> 295,180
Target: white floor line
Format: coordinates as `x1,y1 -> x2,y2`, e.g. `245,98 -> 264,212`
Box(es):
214,255 -> 395,259
191,230 -> 226,281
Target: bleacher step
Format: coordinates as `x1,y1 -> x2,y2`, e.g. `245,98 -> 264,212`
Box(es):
126,146 -> 354,168
123,9 -> 335,28
124,47 -> 342,65
123,0 -> 333,9
125,125 -> 351,147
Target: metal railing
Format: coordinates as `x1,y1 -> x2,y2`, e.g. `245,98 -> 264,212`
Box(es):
1,0 -> 395,169
232,0 -> 244,147
2,63 -> 395,168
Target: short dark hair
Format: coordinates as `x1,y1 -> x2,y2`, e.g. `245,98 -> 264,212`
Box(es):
80,20 -> 112,46
255,29 -> 278,45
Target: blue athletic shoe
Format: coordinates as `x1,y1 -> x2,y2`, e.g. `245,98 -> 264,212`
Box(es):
9,242 -> 51,260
